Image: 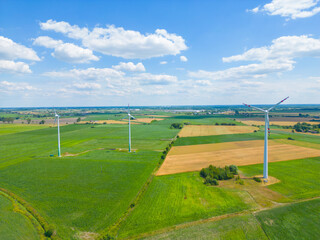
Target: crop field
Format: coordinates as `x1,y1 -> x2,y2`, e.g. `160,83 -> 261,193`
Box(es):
117,172 -> 256,239
1,110 -> 320,239
0,124 -> 48,136
0,194 -> 40,240
158,140 -> 320,175
240,157 -> 320,200
239,120 -> 317,126
143,214 -> 268,240
255,198 -> 320,240
178,125 -> 258,137
0,122 -> 180,238
80,120 -> 140,124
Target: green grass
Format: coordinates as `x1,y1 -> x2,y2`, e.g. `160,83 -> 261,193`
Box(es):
0,194 -> 40,240
0,124 -> 48,136
143,214 -> 268,240
240,157 -> 320,200
153,116 -> 243,126
256,198 -> 320,240
174,132 -> 264,146
0,123 -> 179,238
117,172 -> 256,238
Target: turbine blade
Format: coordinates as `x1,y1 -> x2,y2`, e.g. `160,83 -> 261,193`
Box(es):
243,103 -> 266,112
129,114 -> 136,120
268,96 -> 289,112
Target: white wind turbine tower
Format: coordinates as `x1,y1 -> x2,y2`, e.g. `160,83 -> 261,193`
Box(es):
243,96 -> 289,181
122,104 -> 136,152
54,110 -> 61,157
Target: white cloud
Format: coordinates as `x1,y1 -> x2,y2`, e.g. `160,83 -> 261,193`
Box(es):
73,82 -> 101,90
33,36 -> 99,63
39,20 -> 188,59
40,19 -> 89,39
44,67 -> 124,80
0,81 -> 37,91
189,59 -> 294,80
180,55 -> 188,62
189,35 -> 320,81
251,0 -> 320,20
195,80 -> 212,86
160,61 -> 167,64
0,60 -> 32,73
112,62 -> 145,72
134,73 -> 178,85
223,35 -> 320,63
0,36 -> 40,61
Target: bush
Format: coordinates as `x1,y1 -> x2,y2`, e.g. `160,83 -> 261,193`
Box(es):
204,177 -> 218,185
229,165 -> 238,174
170,123 -> 183,129
200,164 -> 237,184
44,225 -> 55,237
130,203 -> 135,208
253,177 -> 262,182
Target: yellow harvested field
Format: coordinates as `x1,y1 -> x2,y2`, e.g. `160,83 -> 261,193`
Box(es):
239,120 -> 318,126
157,140 -> 320,175
132,118 -> 164,123
178,125 -> 259,137
80,120 -> 139,124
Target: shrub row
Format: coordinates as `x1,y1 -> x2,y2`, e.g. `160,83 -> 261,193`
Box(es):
215,123 -> 236,126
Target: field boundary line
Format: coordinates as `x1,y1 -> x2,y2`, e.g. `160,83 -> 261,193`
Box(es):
123,196 -> 320,240
98,136 -> 178,239
0,187 -> 60,240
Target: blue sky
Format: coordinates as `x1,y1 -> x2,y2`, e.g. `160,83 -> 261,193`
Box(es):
1,0 -> 320,107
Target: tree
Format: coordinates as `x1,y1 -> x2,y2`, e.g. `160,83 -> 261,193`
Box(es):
27,118 -> 31,124
76,117 -> 81,122
39,120 -> 45,124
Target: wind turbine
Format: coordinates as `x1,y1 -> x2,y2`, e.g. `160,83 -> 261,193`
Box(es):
54,110 -> 61,157
122,104 -> 136,152
243,96 -> 289,181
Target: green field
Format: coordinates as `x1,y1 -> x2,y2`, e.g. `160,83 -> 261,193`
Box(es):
1,111 -> 320,239
143,214 -> 268,240
0,124 -> 48,136
256,198 -> 320,240
240,157 -> 320,200
117,172 -> 256,238
0,194 -> 40,240
0,123 -> 179,238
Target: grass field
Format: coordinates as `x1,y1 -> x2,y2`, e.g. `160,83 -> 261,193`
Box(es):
143,214 -> 268,240
255,198 -> 320,240
117,172 -> 256,239
239,120 -> 318,126
0,194 -> 40,240
0,123 -> 179,238
0,124 -> 48,136
240,157 -> 320,200
178,125 -> 258,137
158,140 -> 320,175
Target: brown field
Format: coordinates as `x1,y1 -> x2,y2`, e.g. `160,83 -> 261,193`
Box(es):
132,118 -> 164,123
79,120 -> 139,124
239,120 -> 318,126
178,125 -> 259,137
157,140 -> 320,175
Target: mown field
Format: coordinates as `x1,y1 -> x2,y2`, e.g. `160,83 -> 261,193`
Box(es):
117,172 -> 256,238
178,125 -> 258,137
0,194 -> 40,240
